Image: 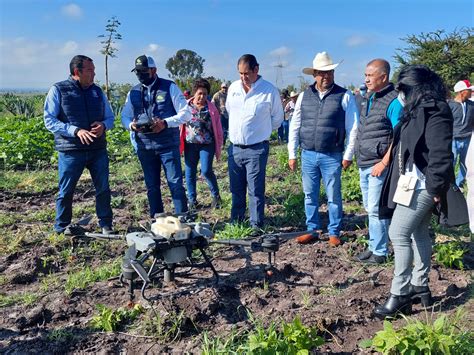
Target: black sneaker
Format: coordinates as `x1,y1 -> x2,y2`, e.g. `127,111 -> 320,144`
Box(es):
362,254 -> 387,264
355,250 -> 373,262
101,226 -> 115,235
63,225 -> 86,236
211,196 -> 222,209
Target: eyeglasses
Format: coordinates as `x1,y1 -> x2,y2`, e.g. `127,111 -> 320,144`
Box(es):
314,70 -> 334,76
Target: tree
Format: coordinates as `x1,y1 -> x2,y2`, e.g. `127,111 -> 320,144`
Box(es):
394,28 -> 474,89
166,49 -> 205,83
98,16 -> 122,100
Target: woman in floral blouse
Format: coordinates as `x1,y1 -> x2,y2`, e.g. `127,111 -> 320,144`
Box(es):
180,78 -> 223,209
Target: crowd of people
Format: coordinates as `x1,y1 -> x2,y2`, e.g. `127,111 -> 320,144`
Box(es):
43,52 -> 473,319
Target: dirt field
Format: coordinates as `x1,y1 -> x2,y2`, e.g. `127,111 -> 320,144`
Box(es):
0,154 -> 472,354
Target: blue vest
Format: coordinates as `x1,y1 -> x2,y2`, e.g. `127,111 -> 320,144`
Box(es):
54,78 -> 106,151
299,84 -> 346,152
129,77 -> 179,150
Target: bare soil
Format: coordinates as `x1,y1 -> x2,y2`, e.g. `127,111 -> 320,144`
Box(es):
0,163 -> 472,354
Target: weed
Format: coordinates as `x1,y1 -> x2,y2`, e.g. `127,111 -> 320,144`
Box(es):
64,258 -> 121,294
0,275 -> 8,286
364,308 -> 474,354
0,292 -> 39,307
434,241 -> 467,269
299,290 -> 313,309
341,163 -> 362,201
216,222 -> 254,240
90,303 -> 144,331
355,235 -> 369,248
142,309 -> 186,341
40,273 -> 61,293
47,328 -> 75,343
201,329 -> 243,354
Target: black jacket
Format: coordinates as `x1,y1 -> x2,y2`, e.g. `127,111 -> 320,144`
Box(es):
379,99 -> 454,219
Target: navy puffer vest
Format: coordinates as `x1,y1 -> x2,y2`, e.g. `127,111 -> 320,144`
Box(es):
299,84 -> 346,152
356,84 -> 397,168
129,77 -> 179,150
54,78 -> 106,151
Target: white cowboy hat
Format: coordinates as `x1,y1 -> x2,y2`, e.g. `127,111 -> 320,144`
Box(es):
302,52 -> 343,75
290,91 -> 298,98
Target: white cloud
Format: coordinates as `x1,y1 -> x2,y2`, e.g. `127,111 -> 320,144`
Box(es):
147,43 -> 162,53
269,46 -> 292,57
59,41 -> 79,56
345,35 -> 369,47
61,4 -> 83,19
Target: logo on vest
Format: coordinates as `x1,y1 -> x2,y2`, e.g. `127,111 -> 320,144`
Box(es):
156,95 -> 165,102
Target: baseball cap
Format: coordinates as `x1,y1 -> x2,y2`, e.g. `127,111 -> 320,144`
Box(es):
131,55 -> 156,72
454,80 -> 474,92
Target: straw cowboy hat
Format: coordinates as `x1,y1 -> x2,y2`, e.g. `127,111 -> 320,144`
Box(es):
302,52 -> 343,75
290,91 -> 299,98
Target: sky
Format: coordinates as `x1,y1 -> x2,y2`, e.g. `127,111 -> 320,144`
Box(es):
0,0 -> 473,91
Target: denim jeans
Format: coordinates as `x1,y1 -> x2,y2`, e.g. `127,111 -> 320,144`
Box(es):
389,189 -> 435,296
452,136 -> 471,187
184,143 -> 219,203
228,142 -> 269,227
277,120 -> 289,142
301,150 -> 343,236
137,147 -> 187,217
359,166 -> 390,256
54,149 -> 112,232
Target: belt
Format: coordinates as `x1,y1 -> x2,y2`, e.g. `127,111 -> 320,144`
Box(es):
233,140 -> 268,148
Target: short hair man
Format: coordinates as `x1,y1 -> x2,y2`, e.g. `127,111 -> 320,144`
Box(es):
121,55 -> 191,217
226,54 -> 284,229
355,58 -> 403,264
449,80 -> 474,188
44,55 -> 115,235
212,82 -> 229,142
288,52 -> 359,247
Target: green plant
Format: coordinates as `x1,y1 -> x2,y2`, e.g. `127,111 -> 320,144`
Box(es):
434,241 -> 467,269
142,309 -> 186,341
90,303 -> 144,331
64,259 -> 121,294
341,163 -> 362,201
216,222 -> 255,240
238,316 -> 324,354
282,192 -> 306,226
0,292 -> 39,307
47,328 -> 75,342
366,309 -> 474,354
201,328 -> 244,354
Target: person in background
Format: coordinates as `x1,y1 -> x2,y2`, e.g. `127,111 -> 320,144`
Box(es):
184,90 -> 191,100
212,82 -> 229,143
121,55 -> 191,217
375,65 -> 454,319
288,51 -> 358,247
285,91 -> 299,122
355,59 -> 403,265
226,54 -> 284,229
44,55 -> 114,235
180,78 -> 223,210
354,84 -> 367,114
278,90 -> 290,143
448,80 -> 474,188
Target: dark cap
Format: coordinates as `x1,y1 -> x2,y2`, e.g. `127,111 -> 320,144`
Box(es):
131,55 -> 157,72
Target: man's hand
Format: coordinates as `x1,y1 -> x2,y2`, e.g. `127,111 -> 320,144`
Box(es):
90,121 -> 105,137
289,159 -> 298,171
76,129 -> 97,145
371,161 -> 386,177
342,159 -> 352,170
433,196 -> 441,203
151,118 -> 166,133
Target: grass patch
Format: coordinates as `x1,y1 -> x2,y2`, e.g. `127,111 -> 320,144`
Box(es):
0,169 -> 57,193
64,258 -> 121,294
0,292 -> 39,307
215,222 -> 255,239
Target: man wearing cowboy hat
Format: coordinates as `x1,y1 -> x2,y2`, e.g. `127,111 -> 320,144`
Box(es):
288,51 -> 358,247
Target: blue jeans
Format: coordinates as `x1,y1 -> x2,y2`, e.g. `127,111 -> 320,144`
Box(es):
277,120 -> 289,142
359,166 -> 390,256
184,143 -> 219,202
389,189 -> 434,295
54,149 -> 112,232
452,136 -> 471,187
228,142 -> 269,227
301,150 -> 343,236
137,147 -> 187,217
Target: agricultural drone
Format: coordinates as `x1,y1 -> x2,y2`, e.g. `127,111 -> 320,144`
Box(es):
84,214 -> 315,302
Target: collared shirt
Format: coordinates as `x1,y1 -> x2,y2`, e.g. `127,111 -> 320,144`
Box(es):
121,76 -> 191,130
226,77 -> 284,145
288,85 -> 359,160
44,85 -> 115,137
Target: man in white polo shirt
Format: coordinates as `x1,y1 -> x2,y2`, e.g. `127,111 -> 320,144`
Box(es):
226,54 -> 284,229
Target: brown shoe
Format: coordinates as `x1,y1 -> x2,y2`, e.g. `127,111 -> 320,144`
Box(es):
296,232 -> 319,244
328,236 -> 341,247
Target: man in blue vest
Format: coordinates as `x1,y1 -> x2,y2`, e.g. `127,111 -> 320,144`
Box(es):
355,59 -> 403,264
121,55 -> 191,217
288,52 -> 358,247
44,55 -> 115,235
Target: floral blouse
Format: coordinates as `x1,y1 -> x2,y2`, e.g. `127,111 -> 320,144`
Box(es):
186,103 -> 214,144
